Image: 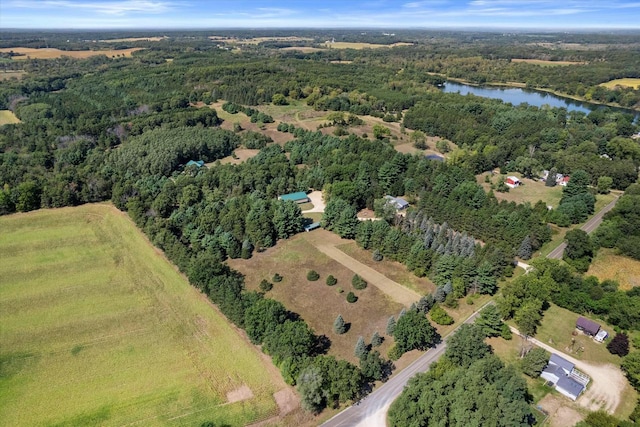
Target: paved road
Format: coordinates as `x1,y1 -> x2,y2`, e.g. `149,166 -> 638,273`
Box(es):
321,303 -> 490,427
546,196 -> 619,260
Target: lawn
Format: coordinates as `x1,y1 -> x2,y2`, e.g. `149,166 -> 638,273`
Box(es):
587,248 -> 640,290
0,47 -> 143,60
600,78 -> 640,90
0,110 -> 21,126
477,172 -> 563,208
227,234 -> 404,364
0,204 -> 286,426
535,304 -> 618,365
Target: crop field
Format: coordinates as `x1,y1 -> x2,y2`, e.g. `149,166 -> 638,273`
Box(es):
99,36 -> 167,42
511,59 -> 584,66
0,110 -> 21,126
600,78 -> 640,89
587,248 -> 640,290
227,232 -> 406,364
326,42 -> 414,49
0,47 -> 144,60
0,204 -> 287,426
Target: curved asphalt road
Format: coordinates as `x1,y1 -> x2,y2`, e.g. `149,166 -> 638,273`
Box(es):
546,195 -> 620,260
321,303 -> 490,427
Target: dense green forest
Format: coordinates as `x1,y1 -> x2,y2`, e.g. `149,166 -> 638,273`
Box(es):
1,29 -> 640,417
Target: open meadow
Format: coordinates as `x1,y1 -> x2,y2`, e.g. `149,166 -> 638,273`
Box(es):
587,248 -> 640,290
0,204 -> 289,426
0,47 -> 143,60
600,78 -> 640,89
0,110 -> 21,126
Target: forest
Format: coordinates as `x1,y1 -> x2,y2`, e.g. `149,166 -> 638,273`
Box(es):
1,29 -> 640,420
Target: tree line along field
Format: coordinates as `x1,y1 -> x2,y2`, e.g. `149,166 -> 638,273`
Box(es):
0,47 -> 143,60
0,204 -> 288,427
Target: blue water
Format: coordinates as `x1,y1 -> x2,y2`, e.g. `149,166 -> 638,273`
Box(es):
442,81 -> 636,118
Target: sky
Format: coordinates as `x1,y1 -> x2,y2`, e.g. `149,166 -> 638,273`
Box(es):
1,0 -> 640,30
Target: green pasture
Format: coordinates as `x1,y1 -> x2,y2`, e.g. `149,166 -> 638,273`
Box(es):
0,204 -> 283,426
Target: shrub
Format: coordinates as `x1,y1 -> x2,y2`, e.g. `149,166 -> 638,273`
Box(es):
334,314 -> 347,334
346,292 -> 358,303
430,304 -> 454,325
326,275 -> 337,286
272,273 -> 283,282
372,250 -> 383,262
352,274 -> 368,290
307,270 -> 320,281
608,333 -> 630,357
443,293 -> 458,309
259,279 -> 273,292
387,344 -> 402,361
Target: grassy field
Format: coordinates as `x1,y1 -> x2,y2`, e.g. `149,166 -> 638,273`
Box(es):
336,241 -> 435,295
0,110 -> 21,126
326,42 -> 413,50
587,248 -> 640,290
0,204 -> 287,426
600,78 -> 640,89
477,172 -> 563,208
0,47 -> 143,60
100,37 -> 167,42
0,71 -> 26,81
227,234 -> 404,364
511,59 -> 584,66
535,304 -> 618,365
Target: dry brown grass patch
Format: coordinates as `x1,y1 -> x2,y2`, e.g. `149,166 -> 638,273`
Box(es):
587,248 -> 640,290
0,71 -> 26,81
0,47 -> 143,60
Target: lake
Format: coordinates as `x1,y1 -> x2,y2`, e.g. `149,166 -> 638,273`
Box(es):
442,81 -> 639,120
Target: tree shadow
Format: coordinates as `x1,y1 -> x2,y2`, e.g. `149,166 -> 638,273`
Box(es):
314,334 -> 332,355
344,322 -> 352,333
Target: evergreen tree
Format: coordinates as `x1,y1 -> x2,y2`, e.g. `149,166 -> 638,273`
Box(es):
273,200 -> 304,239
334,314 -> 347,335
434,285 -> 447,302
386,316 -> 396,335
476,304 -> 504,337
443,281 -> 453,295
545,167 -> 557,187
518,235 -> 533,260
371,331 -> 383,347
355,336 -> 367,359
417,294 -> 435,313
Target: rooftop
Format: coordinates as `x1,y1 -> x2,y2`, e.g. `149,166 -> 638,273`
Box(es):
549,353 -> 575,373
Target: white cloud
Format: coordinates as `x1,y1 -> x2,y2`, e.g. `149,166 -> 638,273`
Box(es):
6,0 -> 176,15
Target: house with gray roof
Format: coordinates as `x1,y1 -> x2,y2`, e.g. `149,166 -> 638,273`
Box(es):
540,353 -> 588,401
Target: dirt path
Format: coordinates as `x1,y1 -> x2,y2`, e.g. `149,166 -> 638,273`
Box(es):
301,191 -> 325,213
311,243 -> 420,307
511,327 -> 624,413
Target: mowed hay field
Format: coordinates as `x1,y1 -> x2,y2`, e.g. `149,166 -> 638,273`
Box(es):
0,204 -> 285,426
0,47 -> 143,60
0,110 -> 21,126
600,78 -> 640,89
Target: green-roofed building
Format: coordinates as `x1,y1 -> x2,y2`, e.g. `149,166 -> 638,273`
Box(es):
278,191 -> 309,204
186,160 -> 205,168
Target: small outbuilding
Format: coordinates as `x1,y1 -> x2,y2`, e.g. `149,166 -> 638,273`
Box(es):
278,192 -> 310,204
505,176 -> 521,188
384,195 -> 409,210
576,317 -> 600,336
186,160 -> 205,168
304,222 -> 321,232
594,329 -> 608,343
425,154 -> 445,162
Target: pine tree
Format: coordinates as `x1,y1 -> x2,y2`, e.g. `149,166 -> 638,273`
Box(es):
371,331 -> 383,347
545,167 -> 557,187
435,286 -> 447,302
355,336 -> 367,359
443,281 -> 453,295
398,308 -> 406,319
333,314 -> 347,335
417,294 -> 435,313
386,316 -> 396,335
518,236 -> 533,260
